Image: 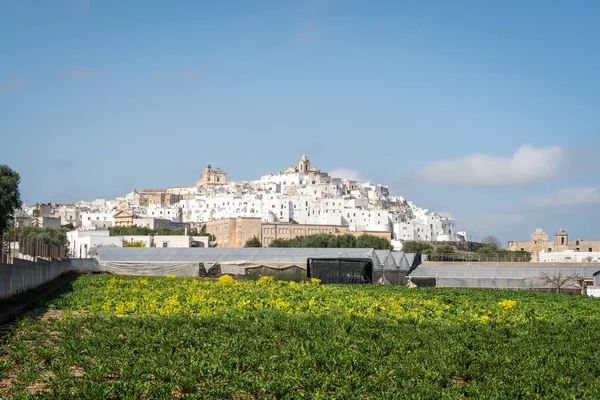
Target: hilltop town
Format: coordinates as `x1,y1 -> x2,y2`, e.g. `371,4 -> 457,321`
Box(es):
16,155 -> 463,250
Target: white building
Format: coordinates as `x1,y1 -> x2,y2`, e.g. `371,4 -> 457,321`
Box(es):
67,230 -> 123,258
80,212 -> 114,230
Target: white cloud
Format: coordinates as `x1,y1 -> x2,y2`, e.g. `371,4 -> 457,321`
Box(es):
329,168 -> 365,181
527,187 -> 600,207
414,145 -> 565,186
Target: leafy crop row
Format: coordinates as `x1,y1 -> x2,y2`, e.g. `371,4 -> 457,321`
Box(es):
2,274 -> 600,398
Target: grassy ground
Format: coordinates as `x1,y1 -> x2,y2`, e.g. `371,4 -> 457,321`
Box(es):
1,274 -> 600,399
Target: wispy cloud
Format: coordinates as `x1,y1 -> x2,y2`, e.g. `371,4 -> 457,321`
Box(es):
295,20 -> 323,45
60,67 -> 103,81
330,168 -> 366,181
0,77 -> 29,93
413,145 -> 565,186
527,187 -> 600,207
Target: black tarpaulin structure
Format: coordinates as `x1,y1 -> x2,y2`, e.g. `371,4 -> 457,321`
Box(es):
307,258 -> 373,284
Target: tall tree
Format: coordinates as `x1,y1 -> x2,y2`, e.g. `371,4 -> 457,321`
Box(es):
0,165 -> 22,236
482,235 -> 501,248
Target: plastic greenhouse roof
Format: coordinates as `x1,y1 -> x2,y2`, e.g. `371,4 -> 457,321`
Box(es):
409,265 -> 600,279
96,247 -> 378,266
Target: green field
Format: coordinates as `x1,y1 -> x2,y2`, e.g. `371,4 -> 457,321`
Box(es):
2,274 -> 600,399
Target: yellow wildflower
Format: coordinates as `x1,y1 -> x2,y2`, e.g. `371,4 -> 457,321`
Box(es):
498,300 -> 517,311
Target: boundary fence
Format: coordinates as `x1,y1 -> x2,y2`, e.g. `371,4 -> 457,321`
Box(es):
1,233 -> 66,264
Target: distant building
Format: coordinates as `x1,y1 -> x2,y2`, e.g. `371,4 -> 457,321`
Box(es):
139,190 -> 181,207
53,204 -> 80,227
113,210 -> 134,227
508,228 -> 600,253
261,222 -> 349,247
196,164 -> 229,187
16,216 -> 61,229
132,217 -> 188,232
80,212 -> 114,230
201,217 -> 262,248
30,203 -> 53,218
113,202 -> 134,227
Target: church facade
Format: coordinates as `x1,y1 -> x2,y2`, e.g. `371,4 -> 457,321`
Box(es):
196,164 -> 230,187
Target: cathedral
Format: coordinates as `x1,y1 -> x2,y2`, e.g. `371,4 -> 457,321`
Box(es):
284,154 -> 324,175
196,164 -> 229,187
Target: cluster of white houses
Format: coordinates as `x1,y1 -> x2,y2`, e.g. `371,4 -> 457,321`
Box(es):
17,155 -> 464,250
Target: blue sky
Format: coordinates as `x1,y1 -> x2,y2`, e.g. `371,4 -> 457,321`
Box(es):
1,0 -> 599,245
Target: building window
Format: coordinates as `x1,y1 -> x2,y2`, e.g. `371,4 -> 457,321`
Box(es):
576,240 -> 580,246
590,248 -> 593,252
548,248 -> 552,252
163,242 -> 168,248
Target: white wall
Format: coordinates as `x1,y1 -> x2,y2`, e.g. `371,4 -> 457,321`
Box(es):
68,230 -> 123,257
153,236 -> 191,248
538,251 -> 600,263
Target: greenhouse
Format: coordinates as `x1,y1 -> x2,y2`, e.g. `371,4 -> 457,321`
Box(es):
371,250 -> 414,285
408,264 -> 600,290
92,247 -> 406,279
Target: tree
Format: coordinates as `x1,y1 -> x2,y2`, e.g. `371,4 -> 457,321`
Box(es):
109,226 -> 154,236
244,236 -> 262,247
269,238 -> 290,248
482,235 -> 501,248
337,234 -> 356,248
18,226 -> 68,248
539,272 -> 583,293
0,165 -> 22,237
355,234 -> 393,250
401,241 -> 434,254
199,224 -> 216,244
435,243 -> 455,255
432,243 -> 455,260
268,233 -> 393,250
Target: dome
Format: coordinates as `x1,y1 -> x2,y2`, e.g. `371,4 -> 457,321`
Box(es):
555,227 -> 567,235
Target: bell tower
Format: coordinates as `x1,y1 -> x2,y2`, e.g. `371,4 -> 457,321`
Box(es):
298,154 -> 310,173
554,227 -> 568,247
